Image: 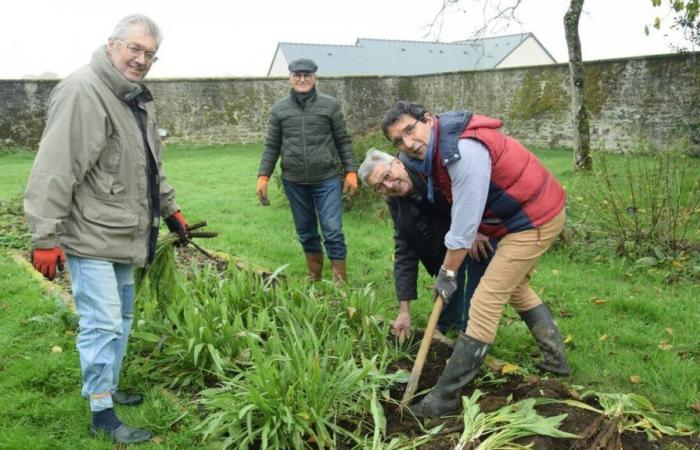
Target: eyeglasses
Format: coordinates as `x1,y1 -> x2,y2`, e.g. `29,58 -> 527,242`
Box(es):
391,118 -> 421,148
119,40 -> 159,63
291,72 -> 315,80
370,159 -> 399,193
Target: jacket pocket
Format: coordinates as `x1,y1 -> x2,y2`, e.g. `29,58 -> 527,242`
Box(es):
81,197 -> 139,228
100,133 -> 123,175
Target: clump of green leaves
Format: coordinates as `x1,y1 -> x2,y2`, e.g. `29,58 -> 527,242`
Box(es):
135,232 -> 179,311
130,266 -> 274,389
130,253 -> 409,447
454,390 -> 577,450
197,308 -> 400,449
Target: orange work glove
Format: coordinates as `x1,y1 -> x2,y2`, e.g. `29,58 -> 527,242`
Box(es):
343,172 -> 358,196
165,210 -> 189,245
31,247 -> 66,281
256,176 -> 270,206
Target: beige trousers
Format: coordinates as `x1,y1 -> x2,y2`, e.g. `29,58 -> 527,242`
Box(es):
465,209 -> 566,343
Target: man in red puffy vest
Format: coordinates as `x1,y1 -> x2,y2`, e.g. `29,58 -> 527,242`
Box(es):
381,101 -> 570,418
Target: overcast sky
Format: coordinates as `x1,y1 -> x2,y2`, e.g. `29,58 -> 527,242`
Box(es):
0,0 -> 690,79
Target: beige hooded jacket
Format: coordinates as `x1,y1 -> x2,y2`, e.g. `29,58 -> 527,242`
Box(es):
24,46 -> 179,267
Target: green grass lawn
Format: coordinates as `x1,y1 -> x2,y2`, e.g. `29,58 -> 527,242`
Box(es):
1,144 -> 699,448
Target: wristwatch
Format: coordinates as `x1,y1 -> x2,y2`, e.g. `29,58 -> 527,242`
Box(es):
440,267 -> 456,279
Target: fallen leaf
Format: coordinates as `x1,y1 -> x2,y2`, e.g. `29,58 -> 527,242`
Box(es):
563,334 -> 573,345
346,306 -> 357,319
690,403 -> 700,413
629,375 -> 642,384
665,327 -> 673,336
51,346 -> 63,353
559,310 -> 573,318
151,436 -> 165,444
658,341 -> 673,351
593,298 -> 609,305
500,363 -> 520,375
599,334 -> 608,341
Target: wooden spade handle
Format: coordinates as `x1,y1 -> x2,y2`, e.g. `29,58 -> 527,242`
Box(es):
401,295 -> 444,408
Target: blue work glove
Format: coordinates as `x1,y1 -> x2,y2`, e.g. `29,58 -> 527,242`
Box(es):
434,267 -> 458,304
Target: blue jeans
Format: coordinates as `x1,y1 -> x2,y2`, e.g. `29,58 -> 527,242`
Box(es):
438,239 -> 498,333
66,256 -> 135,412
283,177 -> 347,260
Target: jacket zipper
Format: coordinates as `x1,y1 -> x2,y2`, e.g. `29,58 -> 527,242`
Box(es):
302,110 -> 309,183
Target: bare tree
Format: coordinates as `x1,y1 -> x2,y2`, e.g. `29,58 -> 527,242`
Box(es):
564,0 -> 592,170
427,0 -> 593,171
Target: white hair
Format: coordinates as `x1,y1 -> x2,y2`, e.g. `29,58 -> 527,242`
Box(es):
111,14 -> 163,47
358,148 -> 395,185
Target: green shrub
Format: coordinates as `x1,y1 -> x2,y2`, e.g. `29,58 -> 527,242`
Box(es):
561,147 -> 700,281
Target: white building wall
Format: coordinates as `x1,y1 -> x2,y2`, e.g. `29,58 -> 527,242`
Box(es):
497,36 -> 556,68
267,50 -> 290,77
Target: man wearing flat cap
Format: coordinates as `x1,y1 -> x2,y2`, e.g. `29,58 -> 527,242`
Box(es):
257,58 -> 358,282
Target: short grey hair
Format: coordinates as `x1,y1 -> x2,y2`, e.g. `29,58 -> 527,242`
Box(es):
358,148 -> 395,185
111,14 -> 163,47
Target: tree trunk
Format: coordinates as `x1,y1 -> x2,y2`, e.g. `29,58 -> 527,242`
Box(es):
564,0 -> 592,171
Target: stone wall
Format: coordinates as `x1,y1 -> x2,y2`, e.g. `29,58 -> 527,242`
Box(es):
1,52 -> 698,151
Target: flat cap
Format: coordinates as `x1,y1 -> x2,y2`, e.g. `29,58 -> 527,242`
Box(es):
288,58 -> 318,73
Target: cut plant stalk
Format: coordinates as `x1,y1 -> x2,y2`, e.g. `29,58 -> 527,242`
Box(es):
537,391 -> 695,449
166,220 -> 223,263
455,390 -> 577,450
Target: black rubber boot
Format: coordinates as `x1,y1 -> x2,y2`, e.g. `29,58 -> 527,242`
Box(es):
90,408 -> 152,444
409,333 -> 490,418
112,390 -> 144,406
90,424 -> 153,444
519,304 -> 571,376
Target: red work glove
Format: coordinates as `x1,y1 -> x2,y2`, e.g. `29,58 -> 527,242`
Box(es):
256,176 -> 270,206
31,247 -> 66,281
343,172 -> 358,196
165,210 -> 189,245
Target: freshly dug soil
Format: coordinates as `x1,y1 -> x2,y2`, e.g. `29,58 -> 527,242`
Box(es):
380,335 -> 700,450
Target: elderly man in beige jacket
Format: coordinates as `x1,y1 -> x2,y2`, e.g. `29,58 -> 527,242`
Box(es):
24,14 -> 189,444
